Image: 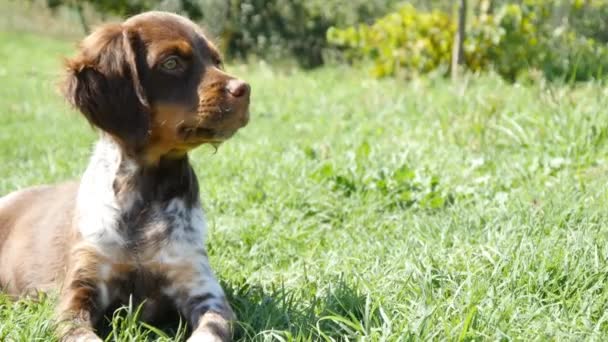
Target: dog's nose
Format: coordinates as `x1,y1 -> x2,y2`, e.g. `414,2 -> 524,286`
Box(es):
226,79 -> 250,98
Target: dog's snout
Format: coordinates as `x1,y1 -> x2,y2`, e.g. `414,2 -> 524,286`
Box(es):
226,79 -> 250,98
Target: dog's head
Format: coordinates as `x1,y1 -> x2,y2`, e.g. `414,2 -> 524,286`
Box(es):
64,11 -> 250,164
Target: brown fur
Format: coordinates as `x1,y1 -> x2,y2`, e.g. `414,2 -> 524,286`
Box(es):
0,183 -> 78,296
0,11 -> 250,342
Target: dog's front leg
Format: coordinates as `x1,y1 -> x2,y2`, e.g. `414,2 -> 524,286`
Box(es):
56,277 -> 103,342
188,308 -> 234,342
55,246 -> 106,342
167,259 -> 235,342
185,280 -> 234,342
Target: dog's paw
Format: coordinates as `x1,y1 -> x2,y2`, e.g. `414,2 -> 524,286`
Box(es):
61,329 -> 103,342
187,331 -> 227,342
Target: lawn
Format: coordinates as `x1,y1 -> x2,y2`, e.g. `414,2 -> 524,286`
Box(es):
1,28 -> 608,341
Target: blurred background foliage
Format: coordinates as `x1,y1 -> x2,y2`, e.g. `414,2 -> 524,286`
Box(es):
37,0 -> 608,82
328,0 -> 608,81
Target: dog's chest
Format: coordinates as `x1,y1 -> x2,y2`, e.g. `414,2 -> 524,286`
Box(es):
119,197 -> 205,251
75,140 -> 211,312
78,188 -> 206,254
89,199 -> 209,315
76,139 -> 205,253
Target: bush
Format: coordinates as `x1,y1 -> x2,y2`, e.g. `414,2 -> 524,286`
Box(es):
542,31 -> 608,81
327,4 -> 455,78
210,0 -> 402,68
482,2 -> 548,81
569,0 -> 608,43
328,1 -> 608,81
217,0 -> 331,68
489,0 -> 608,81
43,0 -> 402,68
44,0 -> 608,76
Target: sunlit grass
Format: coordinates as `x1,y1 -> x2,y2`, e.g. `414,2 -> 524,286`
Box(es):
1,29 -> 608,341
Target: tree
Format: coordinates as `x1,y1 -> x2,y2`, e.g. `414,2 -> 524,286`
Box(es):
451,0 -> 467,80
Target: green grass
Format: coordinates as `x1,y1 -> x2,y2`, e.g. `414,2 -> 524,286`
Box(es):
2,29 -> 608,341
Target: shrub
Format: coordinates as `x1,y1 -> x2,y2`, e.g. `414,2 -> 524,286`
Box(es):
542,31 -> 608,81
568,0 -> 608,43
328,1 -> 608,81
545,0 -> 608,80
327,4 -> 455,78
43,0 -> 403,68
194,0 -> 403,68
490,0 -> 608,81
483,2 -> 549,80
218,0 -> 331,68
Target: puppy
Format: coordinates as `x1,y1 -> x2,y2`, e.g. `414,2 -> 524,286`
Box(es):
0,11 -> 250,342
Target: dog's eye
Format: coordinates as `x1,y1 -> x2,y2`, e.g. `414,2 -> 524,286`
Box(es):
212,56 -> 223,68
160,56 -> 181,71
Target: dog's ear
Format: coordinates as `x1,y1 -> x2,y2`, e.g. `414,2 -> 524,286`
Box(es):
63,23 -> 149,148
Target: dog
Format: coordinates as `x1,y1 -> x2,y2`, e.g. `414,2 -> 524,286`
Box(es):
0,11 -> 250,342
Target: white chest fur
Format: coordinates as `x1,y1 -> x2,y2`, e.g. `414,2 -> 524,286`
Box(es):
70,139 -> 228,329
76,139 -> 126,249
75,139 -> 208,258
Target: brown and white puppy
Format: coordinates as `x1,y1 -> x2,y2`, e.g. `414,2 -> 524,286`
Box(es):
0,11 -> 250,342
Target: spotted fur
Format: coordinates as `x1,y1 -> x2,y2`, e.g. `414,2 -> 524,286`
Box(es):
0,11 -> 250,342
68,135 -> 231,329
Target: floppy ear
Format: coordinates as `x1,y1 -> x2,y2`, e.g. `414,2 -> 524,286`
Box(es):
63,23 -> 150,148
